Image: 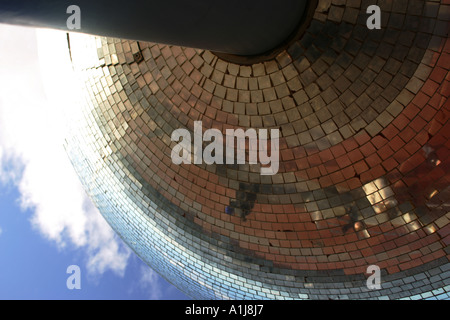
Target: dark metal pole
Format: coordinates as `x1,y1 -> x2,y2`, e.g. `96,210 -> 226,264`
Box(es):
0,0 -> 309,56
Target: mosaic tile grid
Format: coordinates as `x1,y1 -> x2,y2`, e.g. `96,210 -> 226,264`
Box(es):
64,0 -> 450,299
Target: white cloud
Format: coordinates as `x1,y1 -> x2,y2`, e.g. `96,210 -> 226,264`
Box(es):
138,265 -> 163,300
0,24 -> 131,276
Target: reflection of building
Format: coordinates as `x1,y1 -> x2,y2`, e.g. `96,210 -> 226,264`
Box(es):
61,1 -> 450,299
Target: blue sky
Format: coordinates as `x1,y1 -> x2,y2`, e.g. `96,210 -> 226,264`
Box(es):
0,183 -> 189,300
0,24 -> 190,300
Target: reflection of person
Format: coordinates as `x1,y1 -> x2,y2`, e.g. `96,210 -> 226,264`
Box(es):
342,202 -> 361,233
227,183 -> 260,221
392,142 -> 443,206
422,144 -> 441,167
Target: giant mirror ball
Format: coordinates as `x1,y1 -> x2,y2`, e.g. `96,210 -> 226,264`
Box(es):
64,0 -> 450,299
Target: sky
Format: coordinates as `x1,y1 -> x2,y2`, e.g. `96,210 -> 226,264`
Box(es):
0,23 -> 190,300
